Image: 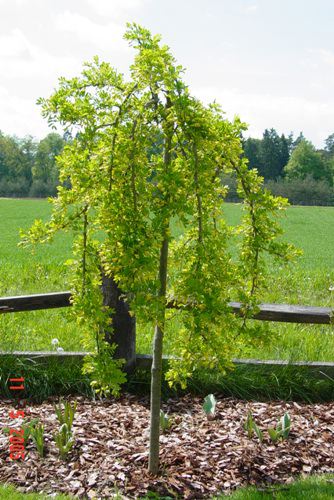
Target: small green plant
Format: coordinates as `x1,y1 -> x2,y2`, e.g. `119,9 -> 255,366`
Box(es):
244,411 -> 263,442
268,412 -> 291,443
54,423 -> 75,460
267,427 -> 280,443
30,423 -> 45,458
280,412 -> 291,439
3,418 -> 40,446
203,394 -> 217,420
54,398 -> 77,432
23,418 -> 40,446
244,411 -> 254,439
159,410 -> 171,433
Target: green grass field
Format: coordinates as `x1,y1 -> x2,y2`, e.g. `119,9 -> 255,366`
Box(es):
0,198 -> 333,362
224,473 -> 334,499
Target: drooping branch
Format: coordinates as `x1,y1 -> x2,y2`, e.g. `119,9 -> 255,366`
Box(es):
129,119 -> 139,215
193,143 -> 203,245
107,84 -> 139,191
229,160 -> 264,329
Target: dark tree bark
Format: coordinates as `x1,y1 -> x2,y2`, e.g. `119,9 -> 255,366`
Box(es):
101,271 -> 136,372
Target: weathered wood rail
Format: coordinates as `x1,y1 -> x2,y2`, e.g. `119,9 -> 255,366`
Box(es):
0,291 -> 332,324
1,352 -> 334,380
0,292 -> 333,378
0,292 -> 72,313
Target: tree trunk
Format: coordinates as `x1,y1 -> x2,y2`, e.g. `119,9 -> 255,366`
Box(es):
148,233 -> 169,474
101,271 -> 136,373
148,93 -> 172,474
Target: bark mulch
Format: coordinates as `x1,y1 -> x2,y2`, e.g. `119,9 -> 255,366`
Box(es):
0,394 -> 334,499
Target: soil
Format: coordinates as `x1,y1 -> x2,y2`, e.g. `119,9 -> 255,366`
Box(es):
0,394 -> 334,499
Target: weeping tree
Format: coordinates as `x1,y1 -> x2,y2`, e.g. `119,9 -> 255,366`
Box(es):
22,23 -> 297,474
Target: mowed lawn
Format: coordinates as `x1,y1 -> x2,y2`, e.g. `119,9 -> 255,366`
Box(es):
0,198 -> 334,361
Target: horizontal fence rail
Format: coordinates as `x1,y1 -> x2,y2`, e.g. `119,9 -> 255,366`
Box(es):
0,292 -> 333,378
1,351 -> 334,380
229,302 -> 333,324
0,291 -> 72,313
0,291 -> 333,324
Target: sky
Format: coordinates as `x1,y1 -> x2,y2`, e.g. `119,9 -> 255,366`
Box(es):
0,0 -> 333,148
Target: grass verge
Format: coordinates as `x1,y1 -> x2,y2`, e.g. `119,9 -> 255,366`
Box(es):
0,354 -> 93,403
0,483 -> 73,499
222,473 -> 334,499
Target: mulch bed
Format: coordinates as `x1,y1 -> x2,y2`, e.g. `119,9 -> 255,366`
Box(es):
0,394 -> 334,499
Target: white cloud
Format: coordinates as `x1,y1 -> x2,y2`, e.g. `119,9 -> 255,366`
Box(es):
0,28 -> 33,59
194,86 -> 334,147
0,85 -> 50,137
84,0 -> 146,19
309,48 -> 334,67
242,3 -> 258,13
0,28 -> 80,80
55,11 -> 130,53
0,28 -> 81,139
0,0 -> 331,148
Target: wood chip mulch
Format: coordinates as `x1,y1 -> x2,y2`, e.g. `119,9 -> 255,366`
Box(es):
0,394 -> 334,499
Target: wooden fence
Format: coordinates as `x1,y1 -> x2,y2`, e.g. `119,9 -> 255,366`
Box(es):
0,291 -> 332,323
0,291 -> 333,377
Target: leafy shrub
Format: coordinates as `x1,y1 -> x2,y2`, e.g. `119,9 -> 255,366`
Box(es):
266,176 -> 334,206
29,179 -> 57,197
220,173 -> 241,202
0,177 -> 30,197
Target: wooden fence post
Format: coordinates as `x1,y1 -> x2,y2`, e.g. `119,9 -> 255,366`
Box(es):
101,272 -> 136,372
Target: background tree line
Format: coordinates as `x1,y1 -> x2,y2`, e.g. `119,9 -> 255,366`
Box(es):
0,131 -> 65,197
226,129 -> 334,205
1,127 -> 334,204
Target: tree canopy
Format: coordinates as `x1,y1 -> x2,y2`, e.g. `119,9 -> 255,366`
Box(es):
284,139 -> 333,185
243,129 -> 293,180
325,133 -> 334,157
0,131 -> 65,197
